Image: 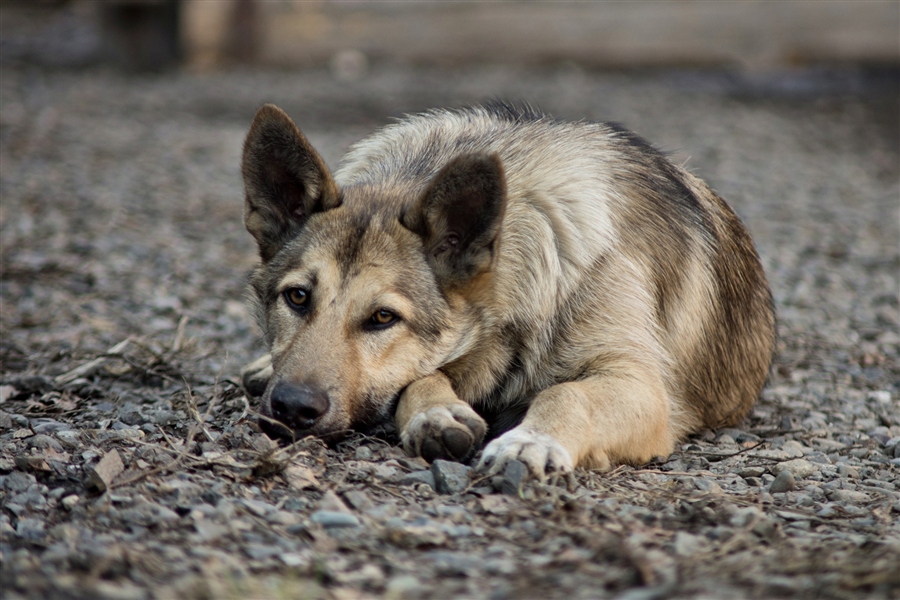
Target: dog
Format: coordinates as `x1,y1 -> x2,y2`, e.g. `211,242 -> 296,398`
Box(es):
239,102 -> 775,480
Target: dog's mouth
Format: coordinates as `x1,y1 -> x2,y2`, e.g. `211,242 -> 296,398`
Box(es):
256,390 -> 401,445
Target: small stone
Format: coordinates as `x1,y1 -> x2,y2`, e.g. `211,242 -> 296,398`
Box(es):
2,471 -> 37,492
310,510 -> 360,528
372,463 -> 401,479
9,491 -> 47,511
279,552 -> 310,568
118,502 -> 180,526
738,467 -> 766,478
342,490 -> 373,511
385,517 -> 447,548
316,490 -> 352,513
770,470 -> 796,493
385,575 -> 424,598
61,494 -> 79,511
694,478 -> 723,494
396,470 -> 436,490
27,434 -> 64,452
354,446 -> 374,460
811,438 -> 847,452
826,489 -> 870,504
431,460 -> 471,495
782,440 -> 810,457
868,391 -> 891,403
267,510 -> 300,526
497,460 -> 528,496
240,498 -> 274,517
674,531 -> 708,557
771,459 -> 818,479
84,449 -> 124,493
16,517 -> 45,540
193,520 -> 227,542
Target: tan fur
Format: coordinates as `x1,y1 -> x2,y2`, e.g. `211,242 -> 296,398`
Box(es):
239,103 -> 776,479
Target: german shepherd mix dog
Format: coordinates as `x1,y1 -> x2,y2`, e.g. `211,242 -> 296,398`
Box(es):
240,103 -> 775,480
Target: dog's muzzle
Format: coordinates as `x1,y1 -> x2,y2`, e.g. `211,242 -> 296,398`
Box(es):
263,381 -> 330,435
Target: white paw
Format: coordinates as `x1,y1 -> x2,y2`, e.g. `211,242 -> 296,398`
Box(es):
477,427 -> 573,481
401,403 -> 486,463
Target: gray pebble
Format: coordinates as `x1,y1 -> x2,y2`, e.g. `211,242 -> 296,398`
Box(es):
496,459 -> 528,496
16,518 -> 45,540
26,434 -> 64,452
772,459 -> 818,479
770,471 -> 797,493
9,491 -> 47,511
118,503 -> 180,526
396,469 -> 436,490
738,467 -> 766,478
431,460 -> 471,495
354,445 -> 374,460
29,419 -> 70,434
310,510 -> 360,528
837,464 -> 860,479
2,472 -> 36,492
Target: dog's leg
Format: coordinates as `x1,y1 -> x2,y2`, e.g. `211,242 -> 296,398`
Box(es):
478,369 -> 674,480
241,353 -> 273,398
396,372 -> 487,463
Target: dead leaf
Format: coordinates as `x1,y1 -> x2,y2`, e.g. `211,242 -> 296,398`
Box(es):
285,464 -> 320,491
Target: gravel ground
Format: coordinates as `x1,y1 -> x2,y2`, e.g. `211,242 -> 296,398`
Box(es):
1,63 -> 898,599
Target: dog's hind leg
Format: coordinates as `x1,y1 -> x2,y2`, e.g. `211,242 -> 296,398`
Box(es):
478,367 -> 676,480
241,353 -> 273,398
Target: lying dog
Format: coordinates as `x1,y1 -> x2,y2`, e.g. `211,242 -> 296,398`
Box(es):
239,103 -> 775,480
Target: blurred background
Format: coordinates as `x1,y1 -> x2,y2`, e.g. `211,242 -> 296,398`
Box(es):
0,0 -> 897,73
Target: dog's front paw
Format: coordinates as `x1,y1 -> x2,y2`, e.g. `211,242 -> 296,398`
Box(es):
477,427 -> 573,482
241,353 -> 273,398
401,403 -> 487,463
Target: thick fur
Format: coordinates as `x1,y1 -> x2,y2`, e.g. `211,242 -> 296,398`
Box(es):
240,103 -> 775,479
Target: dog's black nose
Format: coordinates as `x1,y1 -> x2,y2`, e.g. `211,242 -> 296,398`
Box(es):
268,382 -> 330,431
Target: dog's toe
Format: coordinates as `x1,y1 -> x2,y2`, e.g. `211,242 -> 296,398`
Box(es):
477,426 -> 573,482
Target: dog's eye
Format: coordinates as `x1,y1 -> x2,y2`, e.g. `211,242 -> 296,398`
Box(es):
368,309 -> 398,329
283,288 -> 309,312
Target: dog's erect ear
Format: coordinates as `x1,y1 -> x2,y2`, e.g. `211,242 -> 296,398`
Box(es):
403,153 -> 507,289
242,104 -> 340,262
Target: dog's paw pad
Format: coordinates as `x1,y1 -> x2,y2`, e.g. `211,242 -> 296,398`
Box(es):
477,427 -> 573,481
441,427 -> 475,460
402,404 -> 487,463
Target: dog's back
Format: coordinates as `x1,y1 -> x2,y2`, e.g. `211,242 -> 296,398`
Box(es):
335,104 -> 775,437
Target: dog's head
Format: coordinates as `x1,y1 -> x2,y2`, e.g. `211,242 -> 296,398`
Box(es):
241,104 -> 506,440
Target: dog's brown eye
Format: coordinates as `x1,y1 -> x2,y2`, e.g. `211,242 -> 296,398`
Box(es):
284,288 -> 309,312
368,309 -> 398,329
